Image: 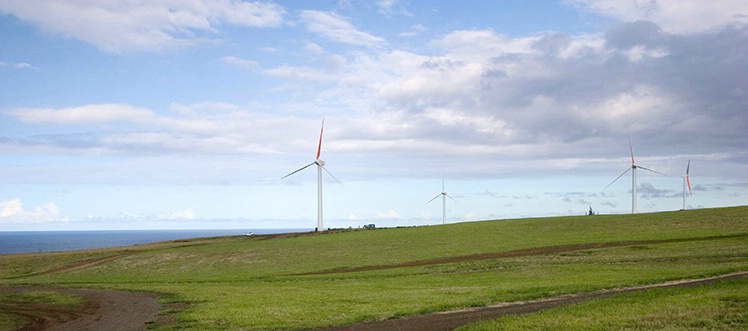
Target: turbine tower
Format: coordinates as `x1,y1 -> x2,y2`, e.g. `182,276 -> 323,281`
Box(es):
427,177 -> 457,224
282,119 -> 341,231
682,159 -> 692,210
604,136 -> 667,214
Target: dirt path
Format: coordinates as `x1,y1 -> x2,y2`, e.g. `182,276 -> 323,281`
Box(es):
297,234 -> 748,276
314,271 -> 748,331
0,286 -> 159,331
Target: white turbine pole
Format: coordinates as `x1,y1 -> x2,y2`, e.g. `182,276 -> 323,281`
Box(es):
442,177 -> 446,224
630,137 -> 636,214
682,175 -> 686,210
632,165 -> 637,214
442,192 -> 446,224
317,160 -> 323,231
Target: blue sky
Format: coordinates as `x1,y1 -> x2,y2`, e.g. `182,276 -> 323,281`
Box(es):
1,0 -> 746,231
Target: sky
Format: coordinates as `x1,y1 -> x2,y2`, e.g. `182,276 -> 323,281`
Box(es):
1,0 -> 747,231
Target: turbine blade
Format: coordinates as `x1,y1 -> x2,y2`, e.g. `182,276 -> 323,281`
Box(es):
321,165 -> 344,187
628,135 -> 635,165
316,118 -> 325,160
686,159 -> 690,175
637,165 -> 668,177
446,194 -> 459,204
281,162 -> 315,179
604,167 -> 631,190
686,176 -> 692,195
426,194 -> 441,204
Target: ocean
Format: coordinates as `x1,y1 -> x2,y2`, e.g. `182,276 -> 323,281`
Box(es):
0,229 -> 311,254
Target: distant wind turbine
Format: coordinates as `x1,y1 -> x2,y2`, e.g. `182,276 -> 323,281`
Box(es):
682,159 -> 692,210
282,119 -> 341,231
604,136 -> 667,214
427,177 -> 458,224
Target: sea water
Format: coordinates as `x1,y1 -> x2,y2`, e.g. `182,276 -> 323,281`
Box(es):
0,229 -> 310,254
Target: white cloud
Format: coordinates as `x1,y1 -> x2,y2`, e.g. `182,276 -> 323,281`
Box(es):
4,104 -> 155,124
221,56 -> 261,71
0,198 -> 63,223
1,102 -> 290,156
299,10 -> 386,47
376,0 -> 412,16
167,208 -> 196,220
400,24 -> 427,38
0,61 -> 38,70
303,42 -> 325,54
373,209 -> 403,219
264,64 -> 334,81
570,0 -> 748,33
0,0 -> 287,52
0,199 -> 23,218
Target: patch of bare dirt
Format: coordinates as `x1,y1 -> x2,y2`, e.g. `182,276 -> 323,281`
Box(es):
0,286 -> 159,331
313,271 -> 748,331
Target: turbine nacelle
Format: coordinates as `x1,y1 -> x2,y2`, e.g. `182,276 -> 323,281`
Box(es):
315,159 -> 325,166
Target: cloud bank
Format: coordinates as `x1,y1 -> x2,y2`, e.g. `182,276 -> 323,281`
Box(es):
0,0 -> 287,52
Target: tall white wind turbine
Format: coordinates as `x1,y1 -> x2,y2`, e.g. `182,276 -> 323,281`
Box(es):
682,159 -> 692,210
604,137 -> 667,214
427,177 -> 458,224
282,119 -> 341,231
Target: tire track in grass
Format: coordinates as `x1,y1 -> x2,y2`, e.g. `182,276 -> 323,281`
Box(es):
12,242 -> 212,279
295,234 -> 748,276
314,271 -> 748,331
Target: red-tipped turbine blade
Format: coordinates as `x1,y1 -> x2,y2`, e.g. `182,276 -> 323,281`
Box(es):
316,118 -> 325,160
686,176 -> 692,195
628,136 -> 635,165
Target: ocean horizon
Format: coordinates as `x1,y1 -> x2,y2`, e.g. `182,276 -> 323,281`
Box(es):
0,229 -> 312,255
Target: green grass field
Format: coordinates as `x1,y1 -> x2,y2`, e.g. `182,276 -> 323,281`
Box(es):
1,206 -> 747,330
457,276 -> 748,330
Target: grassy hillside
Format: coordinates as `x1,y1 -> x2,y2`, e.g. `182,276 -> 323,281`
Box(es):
2,206 -> 747,330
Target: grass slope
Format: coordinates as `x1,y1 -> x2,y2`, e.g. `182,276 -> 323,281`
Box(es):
1,206 -> 747,330
457,276 -> 748,331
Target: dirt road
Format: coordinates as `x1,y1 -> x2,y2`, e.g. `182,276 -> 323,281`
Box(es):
314,271 -> 748,331
0,286 -> 158,331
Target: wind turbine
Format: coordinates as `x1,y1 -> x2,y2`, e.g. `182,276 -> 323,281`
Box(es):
682,159 -> 692,210
282,119 -> 341,231
604,136 -> 667,214
427,177 -> 458,224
